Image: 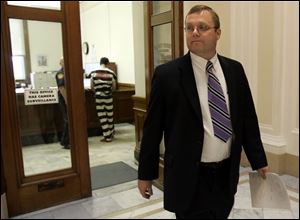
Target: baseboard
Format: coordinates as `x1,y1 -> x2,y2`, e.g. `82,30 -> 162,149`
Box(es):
241,150 -> 299,177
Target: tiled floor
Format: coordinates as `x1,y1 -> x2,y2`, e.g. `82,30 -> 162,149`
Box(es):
12,123 -> 299,219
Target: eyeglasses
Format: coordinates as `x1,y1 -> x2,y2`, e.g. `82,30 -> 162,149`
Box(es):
184,24 -> 216,34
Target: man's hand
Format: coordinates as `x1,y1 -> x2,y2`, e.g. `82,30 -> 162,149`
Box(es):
138,180 -> 153,199
257,166 -> 269,179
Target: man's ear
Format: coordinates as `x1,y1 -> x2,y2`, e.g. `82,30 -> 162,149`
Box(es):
216,28 -> 221,40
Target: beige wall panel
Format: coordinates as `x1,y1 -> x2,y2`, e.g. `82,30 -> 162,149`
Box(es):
256,2 -> 274,125
285,154 -> 299,177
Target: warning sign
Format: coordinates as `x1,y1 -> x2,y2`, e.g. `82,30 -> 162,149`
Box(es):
24,88 -> 59,105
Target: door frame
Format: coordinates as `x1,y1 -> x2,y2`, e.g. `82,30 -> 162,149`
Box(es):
142,1 -> 183,188
144,1 -> 184,103
1,1 -> 91,217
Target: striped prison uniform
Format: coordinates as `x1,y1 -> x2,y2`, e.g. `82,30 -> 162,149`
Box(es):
91,68 -> 117,139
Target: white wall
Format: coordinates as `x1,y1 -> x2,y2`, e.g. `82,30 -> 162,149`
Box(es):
132,1 -> 146,97
80,2 -> 110,63
80,1 -> 137,85
28,20 -> 63,72
109,2 -> 135,84
184,2 -> 299,157
10,19 -> 25,56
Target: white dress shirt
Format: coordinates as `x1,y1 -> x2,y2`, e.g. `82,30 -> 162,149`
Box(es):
190,52 -> 232,162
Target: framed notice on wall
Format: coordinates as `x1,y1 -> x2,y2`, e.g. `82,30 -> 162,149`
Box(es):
24,88 -> 59,105
37,55 -> 48,66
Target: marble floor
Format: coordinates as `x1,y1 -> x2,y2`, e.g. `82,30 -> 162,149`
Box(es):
22,123 -> 137,176
12,123 -> 299,219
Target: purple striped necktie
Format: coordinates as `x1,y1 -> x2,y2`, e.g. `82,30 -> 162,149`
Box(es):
206,61 -> 232,142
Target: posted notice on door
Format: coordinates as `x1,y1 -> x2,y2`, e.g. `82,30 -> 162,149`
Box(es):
24,88 -> 59,105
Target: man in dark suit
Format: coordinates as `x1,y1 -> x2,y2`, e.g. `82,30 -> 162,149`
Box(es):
138,5 -> 268,219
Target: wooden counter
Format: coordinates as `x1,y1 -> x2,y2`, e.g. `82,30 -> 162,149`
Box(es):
85,85 -> 135,135
17,85 -> 135,145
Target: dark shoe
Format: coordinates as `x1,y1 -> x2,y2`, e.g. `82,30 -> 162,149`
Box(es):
63,145 -> 71,149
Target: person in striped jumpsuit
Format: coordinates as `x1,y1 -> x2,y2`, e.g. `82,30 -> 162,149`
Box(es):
91,57 -> 117,142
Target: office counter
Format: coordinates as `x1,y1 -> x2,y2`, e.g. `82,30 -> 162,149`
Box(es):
85,86 -> 135,135
17,86 -> 135,145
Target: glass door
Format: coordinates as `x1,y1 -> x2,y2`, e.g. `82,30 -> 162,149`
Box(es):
1,1 -> 91,217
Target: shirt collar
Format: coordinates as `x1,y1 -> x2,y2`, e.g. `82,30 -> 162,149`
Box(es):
190,52 -> 218,70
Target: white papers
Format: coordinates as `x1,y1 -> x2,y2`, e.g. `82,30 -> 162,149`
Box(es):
84,78 -> 91,89
249,172 -> 291,209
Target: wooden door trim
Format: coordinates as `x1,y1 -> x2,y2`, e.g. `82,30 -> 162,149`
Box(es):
1,13 -> 22,213
151,11 -> 173,26
63,2 -> 91,196
5,5 -> 64,22
142,1 -> 183,189
144,1 -> 183,104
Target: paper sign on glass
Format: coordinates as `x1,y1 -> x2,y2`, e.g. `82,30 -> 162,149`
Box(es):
249,172 -> 291,209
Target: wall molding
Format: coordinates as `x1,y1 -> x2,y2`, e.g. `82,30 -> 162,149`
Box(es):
260,123 -> 274,133
291,128 -> 299,135
260,132 -> 286,148
132,96 -> 147,161
259,123 -> 286,148
230,1 -> 258,104
272,2 -> 285,137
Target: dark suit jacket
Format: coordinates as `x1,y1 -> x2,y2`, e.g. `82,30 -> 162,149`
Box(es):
138,52 -> 268,213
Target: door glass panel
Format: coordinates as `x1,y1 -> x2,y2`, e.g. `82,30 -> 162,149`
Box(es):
9,18 -> 71,176
153,23 -> 172,69
7,1 -> 61,10
152,1 -> 171,15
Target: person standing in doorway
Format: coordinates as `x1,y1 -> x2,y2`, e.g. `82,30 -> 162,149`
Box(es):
91,57 -> 117,142
56,57 -> 70,149
138,5 -> 268,219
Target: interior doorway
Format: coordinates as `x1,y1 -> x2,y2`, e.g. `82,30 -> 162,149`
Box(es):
79,1 -> 139,191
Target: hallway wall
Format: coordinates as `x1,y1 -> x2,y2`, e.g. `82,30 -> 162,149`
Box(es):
80,1 -> 138,85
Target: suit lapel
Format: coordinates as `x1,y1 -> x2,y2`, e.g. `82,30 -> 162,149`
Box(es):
179,53 -> 202,122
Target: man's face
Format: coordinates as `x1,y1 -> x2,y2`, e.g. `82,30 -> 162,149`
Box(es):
185,11 -> 221,58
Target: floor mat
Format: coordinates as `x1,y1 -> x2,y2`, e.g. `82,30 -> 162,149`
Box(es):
91,161 -> 137,190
